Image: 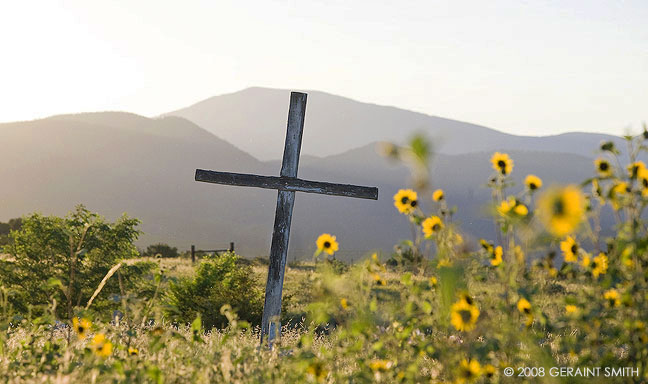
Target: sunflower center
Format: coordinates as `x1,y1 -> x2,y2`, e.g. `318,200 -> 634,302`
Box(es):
459,309 -> 472,323
643,179 -> 648,188
497,160 -> 506,168
553,199 -> 565,216
523,307 -> 531,314
599,162 -> 609,171
571,244 -> 578,254
432,224 -> 440,232
529,183 -> 537,190
410,200 -> 418,207
78,326 -> 85,333
323,241 -> 331,249
401,197 -> 409,204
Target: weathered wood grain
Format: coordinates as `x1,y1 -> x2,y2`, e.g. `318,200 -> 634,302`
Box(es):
193,91 -> 380,346
194,170 -> 379,200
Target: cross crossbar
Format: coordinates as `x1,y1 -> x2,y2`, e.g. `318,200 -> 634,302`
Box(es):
194,91 -> 378,346
195,170 -> 378,200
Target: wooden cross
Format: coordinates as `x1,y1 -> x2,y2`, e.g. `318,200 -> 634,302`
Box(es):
194,91 -> 378,343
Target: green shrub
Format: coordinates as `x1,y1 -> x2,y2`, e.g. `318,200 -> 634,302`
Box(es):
165,252 -> 264,329
0,205 -> 146,319
143,243 -> 179,258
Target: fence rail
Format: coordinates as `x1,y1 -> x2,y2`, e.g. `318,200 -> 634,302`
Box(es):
190,242 -> 234,263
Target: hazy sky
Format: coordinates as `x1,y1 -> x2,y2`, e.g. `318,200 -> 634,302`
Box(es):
1,0 -> 646,136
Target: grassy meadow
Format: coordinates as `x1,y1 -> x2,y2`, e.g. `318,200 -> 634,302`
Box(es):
1,134 -> 648,383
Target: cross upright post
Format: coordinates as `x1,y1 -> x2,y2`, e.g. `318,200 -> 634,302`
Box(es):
194,91 -> 378,345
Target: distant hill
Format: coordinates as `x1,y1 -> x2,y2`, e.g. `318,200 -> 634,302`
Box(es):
165,87 -> 625,161
0,111 -> 605,260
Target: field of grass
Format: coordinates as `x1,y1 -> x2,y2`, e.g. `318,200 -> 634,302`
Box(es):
1,135 -> 648,383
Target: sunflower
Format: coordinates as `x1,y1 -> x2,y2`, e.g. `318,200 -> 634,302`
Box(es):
483,364 -> 496,379
580,252 -> 591,267
517,298 -> 532,315
627,161 -> 646,179
594,158 -> 613,177
479,239 -> 494,254
369,359 -> 393,372
610,182 -> 630,210
537,186 -> 585,237
340,298 -> 349,310
91,333 -> 113,358
490,246 -> 503,266
603,289 -> 621,307
450,299 -> 480,332
498,197 -> 528,217
72,317 -> 91,340
638,168 -> 648,197
560,236 -> 579,263
316,233 -> 339,255
591,253 -> 608,278
525,174 -> 543,191
393,189 -> 418,214
422,216 -> 443,238
491,152 -> 514,176
432,189 -> 445,202
128,347 -> 139,356
456,359 -> 481,383
306,361 -> 328,382
565,305 -> 579,316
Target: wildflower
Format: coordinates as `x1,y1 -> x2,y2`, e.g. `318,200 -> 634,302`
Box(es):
621,246 -> 634,267
306,361 -> 328,382
498,197 -> 528,217
517,298 -> 532,315
91,333 -> 113,358
450,299 -> 480,332
72,317 -> 91,340
560,236 -> 579,263
483,364 -> 496,378
456,358 -> 481,383
627,161 -> 646,179
422,216 -> 443,238
591,253 -> 608,278
340,298 -> 349,310
128,347 -> 139,356
316,233 -> 339,255
432,189 -> 445,201
565,305 -> 579,316
479,239 -> 494,254
393,189 -> 418,214
372,273 -> 386,286
610,182 -> 630,210
490,246 -> 503,266
491,152 -> 513,176
524,314 -> 534,327
639,169 -> 648,197
525,174 -> 543,191
429,276 -> 438,286
594,158 -> 613,177
537,186 -> 585,236
438,258 -> 453,268
581,253 -> 591,267
369,359 -> 393,372
604,289 -> 621,307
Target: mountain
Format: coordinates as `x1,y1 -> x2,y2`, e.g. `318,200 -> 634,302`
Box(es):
0,111 -> 603,261
165,87 -> 625,161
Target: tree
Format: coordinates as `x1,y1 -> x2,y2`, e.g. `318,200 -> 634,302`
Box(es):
0,205 -> 144,319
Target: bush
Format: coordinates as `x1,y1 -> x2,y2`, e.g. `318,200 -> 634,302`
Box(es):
0,205 -> 148,319
165,252 -> 264,329
143,243 -> 179,258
